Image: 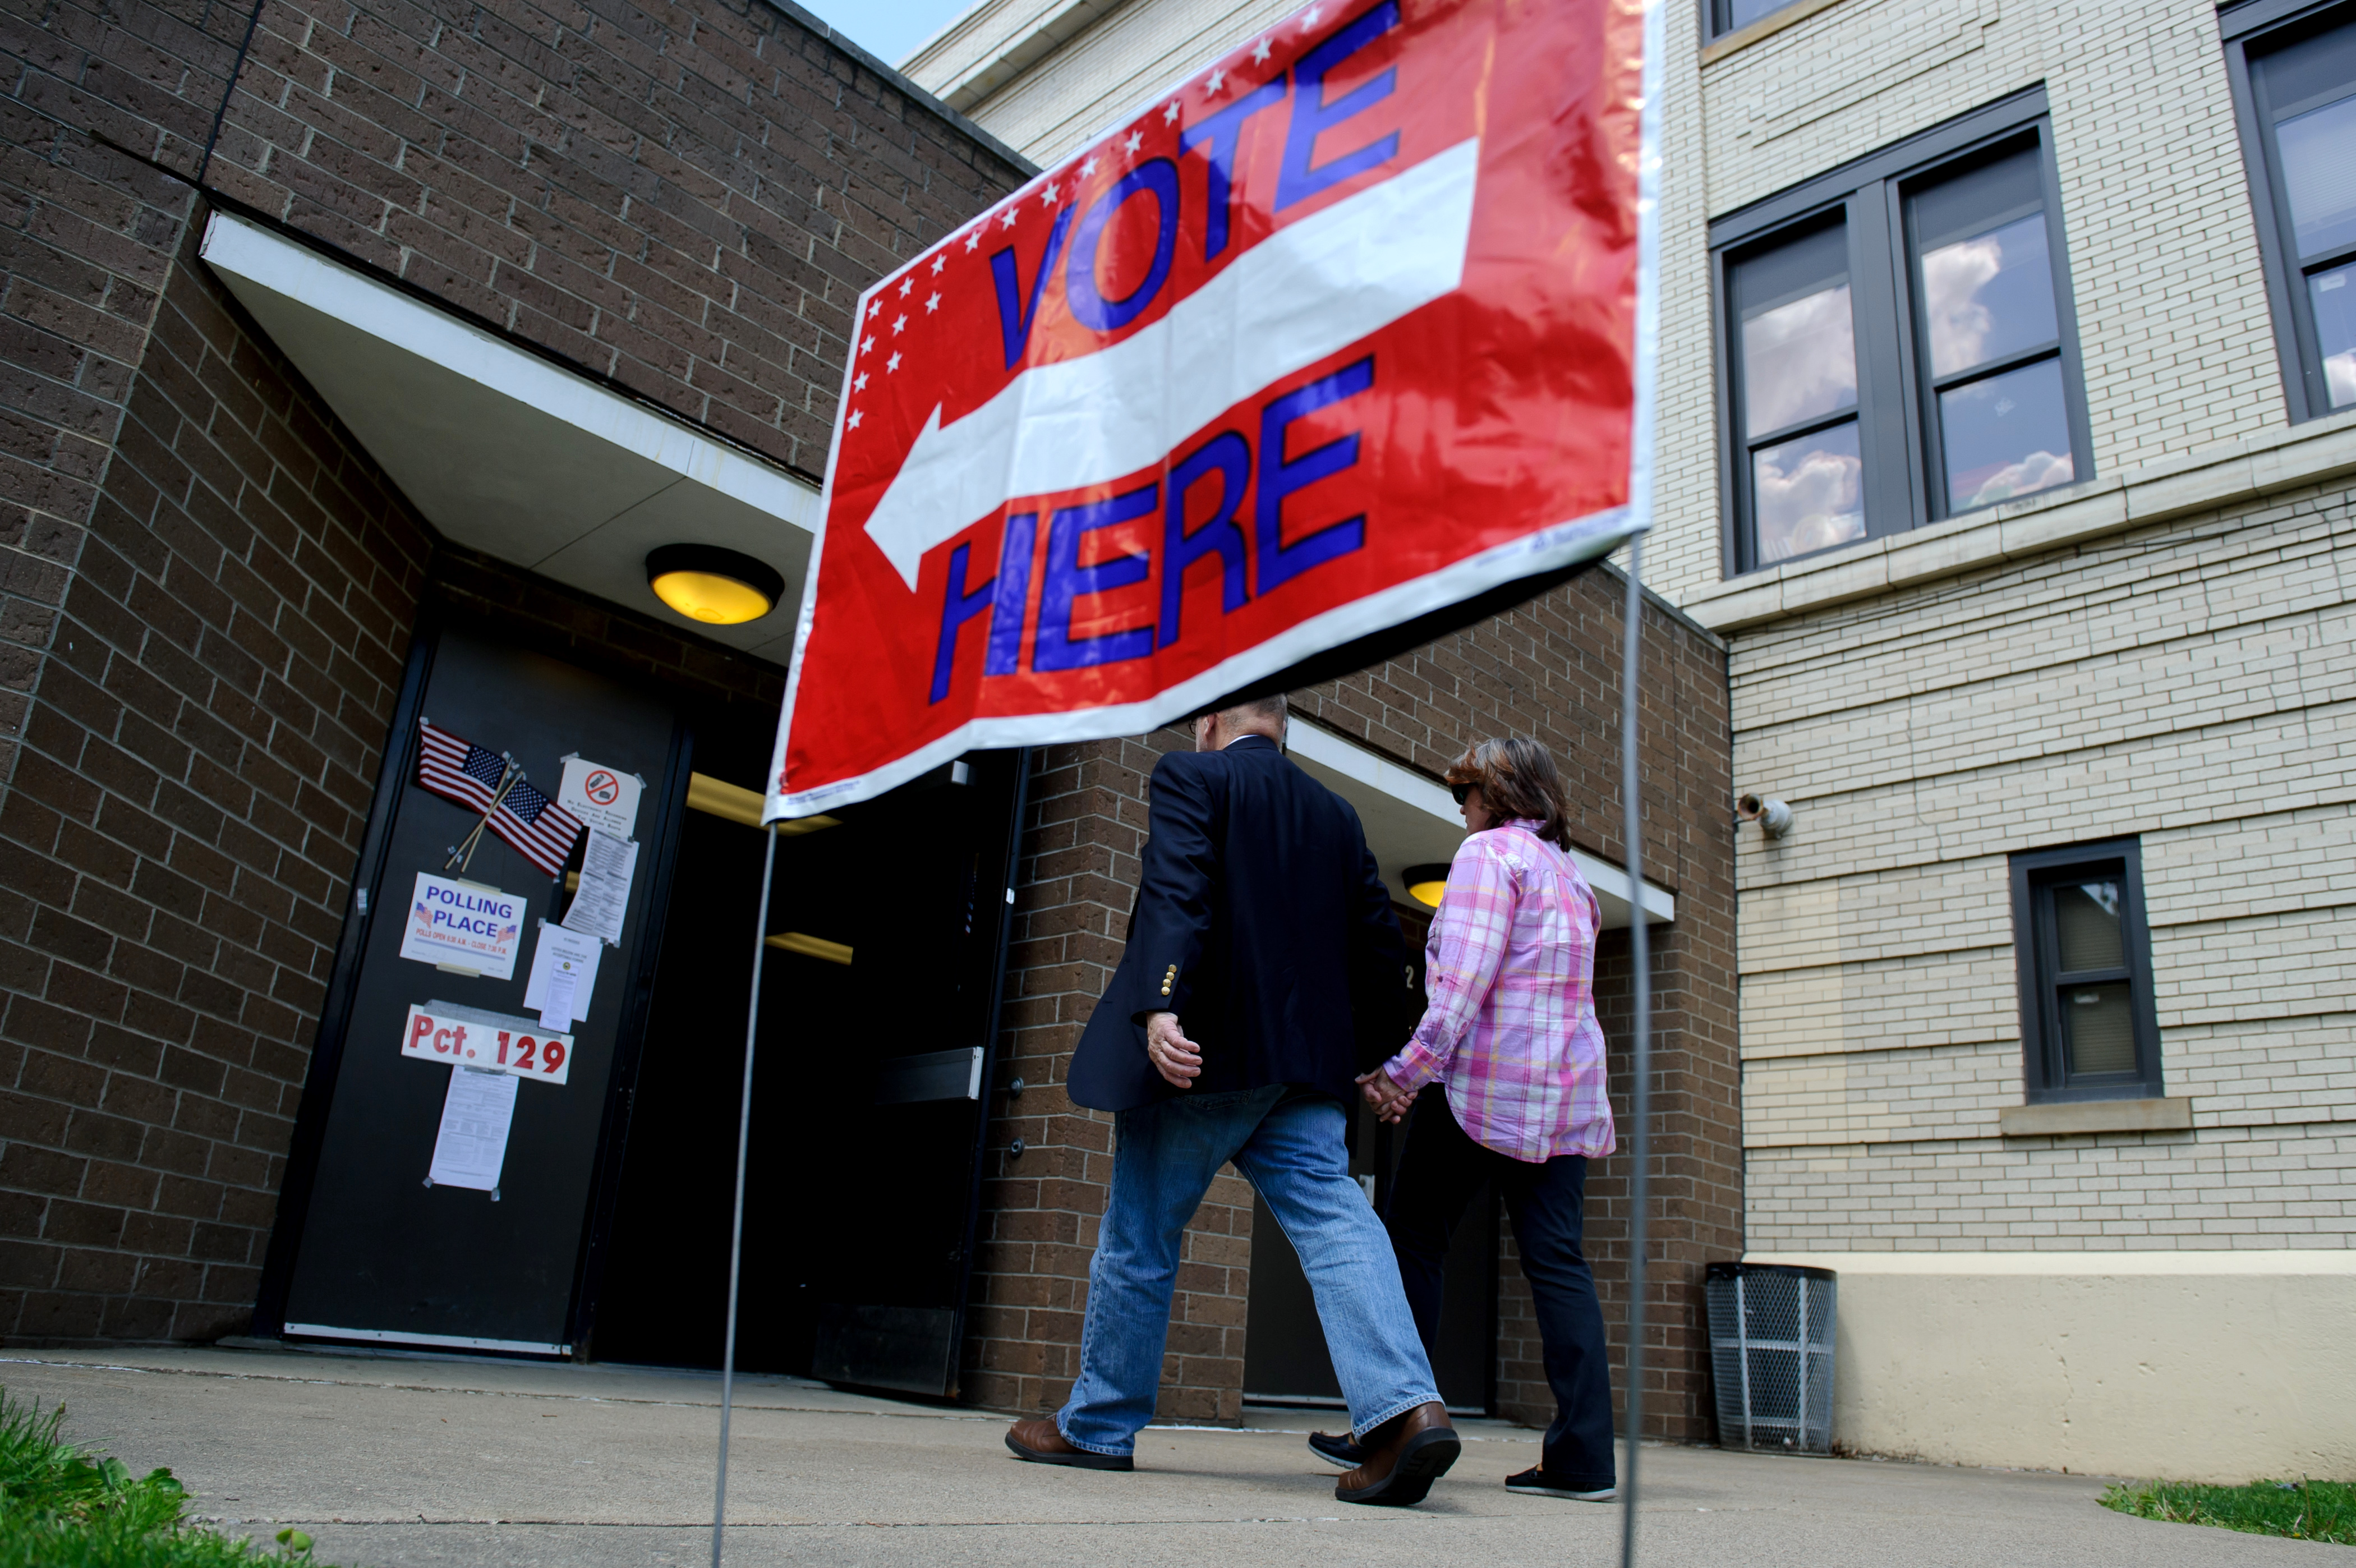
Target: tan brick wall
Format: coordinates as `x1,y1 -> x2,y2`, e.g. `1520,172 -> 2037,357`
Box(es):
1734,482 -> 2355,1252
1652,0 -> 2287,601
905,0 -> 1300,165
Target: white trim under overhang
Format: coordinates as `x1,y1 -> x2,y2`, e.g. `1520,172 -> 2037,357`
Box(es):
1285,720 -> 1674,930
198,213 -> 820,666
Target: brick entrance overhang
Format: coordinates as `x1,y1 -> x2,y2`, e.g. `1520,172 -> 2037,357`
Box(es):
196,213 -> 819,667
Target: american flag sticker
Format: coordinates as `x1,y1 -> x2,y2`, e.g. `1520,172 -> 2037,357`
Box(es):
417,718 -> 587,877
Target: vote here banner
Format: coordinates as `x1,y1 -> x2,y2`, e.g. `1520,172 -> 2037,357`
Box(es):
767,0 -> 1655,816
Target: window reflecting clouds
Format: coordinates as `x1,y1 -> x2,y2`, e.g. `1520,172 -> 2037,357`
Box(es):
1920,214 -> 2058,378
2278,92 -> 2356,258
1719,112 -> 2090,569
1752,422 -> 1864,563
2311,260 -> 2356,407
1742,283 -> 1857,437
1938,358 -> 2074,512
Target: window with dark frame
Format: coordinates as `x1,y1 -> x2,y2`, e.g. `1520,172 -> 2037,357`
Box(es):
1708,0 -> 1805,39
1712,90 -> 2094,575
2222,0 -> 2356,422
2009,840 -> 2165,1105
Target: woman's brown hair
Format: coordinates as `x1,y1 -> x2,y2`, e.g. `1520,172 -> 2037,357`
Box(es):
1444,736 -> 1573,850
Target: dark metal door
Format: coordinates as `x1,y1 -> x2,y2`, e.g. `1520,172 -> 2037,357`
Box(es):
264,626 -> 679,1353
587,749 -> 1027,1395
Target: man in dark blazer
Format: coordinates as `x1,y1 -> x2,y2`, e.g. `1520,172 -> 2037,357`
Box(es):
1004,696 -> 1460,1507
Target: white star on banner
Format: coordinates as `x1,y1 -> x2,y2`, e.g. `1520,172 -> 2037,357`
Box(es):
1251,36 -> 1271,62
1162,100 -> 1181,123
893,314 -> 908,334
931,254 -> 946,274
887,351 -> 902,373
861,334 -> 875,354
1207,67 -> 1226,93
1302,3 -> 1322,25
869,299 -> 884,319
853,371 -> 868,391
899,277 -> 913,297
1081,153 -> 1099,176
926,291 -> 941,313
1122,128 -> 1143,154
847,410 -> 863,430
1000,206 -> 1019,229
1041,182 -> 1060,207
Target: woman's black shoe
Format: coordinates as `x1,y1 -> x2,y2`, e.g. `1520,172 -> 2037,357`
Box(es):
1307,1429 -> 1365,1467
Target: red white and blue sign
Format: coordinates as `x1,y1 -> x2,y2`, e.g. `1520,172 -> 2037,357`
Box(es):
767,0 -> 1656,817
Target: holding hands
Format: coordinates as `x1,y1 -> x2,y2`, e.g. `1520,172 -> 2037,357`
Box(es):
1357,1065 -> 1418,1124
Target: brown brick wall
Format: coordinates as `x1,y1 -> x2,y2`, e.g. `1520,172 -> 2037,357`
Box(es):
966,574 -> 1738,1442
0,211 -> 427,1341
0,0 -> 1016,1342
1,203 -> 797,1344
203,0 -> 1029,479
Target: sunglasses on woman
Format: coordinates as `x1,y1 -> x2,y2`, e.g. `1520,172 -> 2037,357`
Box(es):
1450,783 -> 1474,805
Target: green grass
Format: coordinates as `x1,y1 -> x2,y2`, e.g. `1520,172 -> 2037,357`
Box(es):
0,1387 -> 326,1567
2102,1477 -> 2356,1545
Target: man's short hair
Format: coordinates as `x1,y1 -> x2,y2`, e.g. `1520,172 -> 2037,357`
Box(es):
1217,693 -> 1288,729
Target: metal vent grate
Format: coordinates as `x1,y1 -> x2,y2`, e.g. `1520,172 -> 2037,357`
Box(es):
1705,1263 -> 1837,1454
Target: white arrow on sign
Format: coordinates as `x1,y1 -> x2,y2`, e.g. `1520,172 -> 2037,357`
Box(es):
862,137 -> 1481,591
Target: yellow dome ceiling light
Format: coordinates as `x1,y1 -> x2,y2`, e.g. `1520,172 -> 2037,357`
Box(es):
1404,863 -> 1452,908
646,544 -> 785,626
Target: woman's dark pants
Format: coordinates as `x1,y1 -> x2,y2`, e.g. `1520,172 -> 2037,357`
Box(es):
1383,1092 -> 1617,1490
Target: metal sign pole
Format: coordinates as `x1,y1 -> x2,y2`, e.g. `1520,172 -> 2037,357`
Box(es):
1618,538 -> 1653,1568
711,825 -> 779,1568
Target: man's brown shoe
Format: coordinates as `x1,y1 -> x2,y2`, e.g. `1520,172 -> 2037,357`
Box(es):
1334,1401 -> 1459,1506
1004,1417 -> 1134,1471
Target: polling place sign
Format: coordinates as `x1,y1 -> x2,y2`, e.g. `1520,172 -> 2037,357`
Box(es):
767,0 -> 1654,816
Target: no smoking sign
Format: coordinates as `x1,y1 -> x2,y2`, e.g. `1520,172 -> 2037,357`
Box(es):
558,756 -> 642,840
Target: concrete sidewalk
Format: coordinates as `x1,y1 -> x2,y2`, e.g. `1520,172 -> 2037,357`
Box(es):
0,1345 -> 2330,1566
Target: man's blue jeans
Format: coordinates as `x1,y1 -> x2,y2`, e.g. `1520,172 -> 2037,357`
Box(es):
1057,1086 -> 1440,1456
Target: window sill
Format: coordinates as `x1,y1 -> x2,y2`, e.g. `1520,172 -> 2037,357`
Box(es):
1683,404 -> 2356,632
1998,1097 -> 2193,1137
1699,0 -> 1851,66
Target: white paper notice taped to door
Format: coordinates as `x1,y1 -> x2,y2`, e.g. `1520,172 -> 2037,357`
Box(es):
558,756 -> 642,840
429,1066 -> 518,1192
562,827 -> 637,947
522,922 -> 602,1029
397,873 -> 524,980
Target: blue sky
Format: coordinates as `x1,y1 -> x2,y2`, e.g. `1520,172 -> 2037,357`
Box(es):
798,0 -> 976,68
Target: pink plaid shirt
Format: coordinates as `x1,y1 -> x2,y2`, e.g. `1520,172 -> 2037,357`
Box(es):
1381,820 -> 1616,1162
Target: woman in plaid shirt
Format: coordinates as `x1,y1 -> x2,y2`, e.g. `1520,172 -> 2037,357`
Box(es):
1345,735 -> 1619,1501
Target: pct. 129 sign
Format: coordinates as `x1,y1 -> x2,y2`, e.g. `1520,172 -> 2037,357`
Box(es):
401,1002 -> 573,1086
768,0 -> 1650,817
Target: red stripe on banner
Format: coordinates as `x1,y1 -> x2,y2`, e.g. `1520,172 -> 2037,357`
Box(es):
765,0 -> 1651,816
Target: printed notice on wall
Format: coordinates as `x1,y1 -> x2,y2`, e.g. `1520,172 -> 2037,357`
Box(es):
428,1066 -> 518,1192
558,756 -> 642,840
397,873 -> 525,980
562,828 -> 637,947
522,922 -> 602,1032
402,1001 -> 573,1086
